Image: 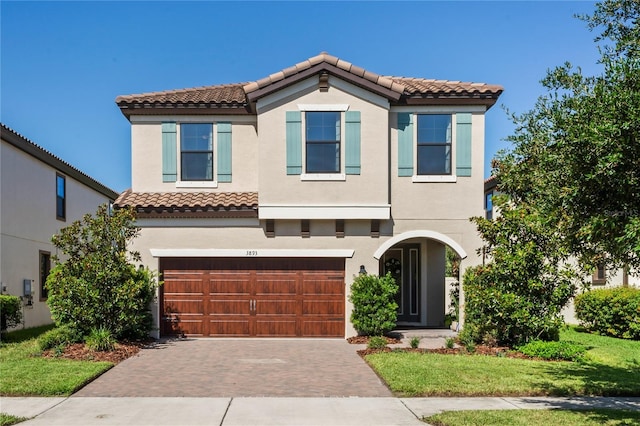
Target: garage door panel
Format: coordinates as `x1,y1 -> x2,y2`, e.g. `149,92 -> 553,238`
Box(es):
208,278 -> 251,295
255,320 -> 297,337
164,278 -> 204,295
302,281 -> 344,296
301,320 -> 343,337
208,299 -> 251,315
164,299 -> 204,316
209,320 -> 251,337
256,300 -> 298,316
254,278 -> 297,296
303,300 -> 344,315
169,318 -> 205,337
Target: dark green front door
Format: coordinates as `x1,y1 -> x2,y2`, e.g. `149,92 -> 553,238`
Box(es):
381,244 -> 420,323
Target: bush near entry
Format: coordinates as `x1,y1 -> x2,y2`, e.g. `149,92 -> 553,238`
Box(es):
349,273 -> 398,337
575,287 -> 640,340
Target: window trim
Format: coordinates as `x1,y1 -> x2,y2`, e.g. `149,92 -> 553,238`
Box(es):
56,173 -> 66,221
179,123 -> 215,183
39,251 -> 51,301
416,113 -> 453,177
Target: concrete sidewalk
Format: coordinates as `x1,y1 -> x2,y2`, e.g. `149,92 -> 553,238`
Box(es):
2,396 -> 639,426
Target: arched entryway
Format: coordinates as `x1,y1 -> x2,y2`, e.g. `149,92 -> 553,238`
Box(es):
374,230 -> 466,328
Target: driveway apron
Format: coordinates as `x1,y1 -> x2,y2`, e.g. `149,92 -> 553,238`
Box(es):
74,339 -> 391,397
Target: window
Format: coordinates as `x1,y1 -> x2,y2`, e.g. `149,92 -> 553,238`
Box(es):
180,123 -> 213,181
39,251 -> 51,300
485,191 -> 494,220
593,265 -> 606,284
56,174 -> 66,220
417,114 -> 452,175
305,111 -> 340,173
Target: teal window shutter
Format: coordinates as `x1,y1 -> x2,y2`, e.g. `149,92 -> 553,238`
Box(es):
286,111 -> 302,175
397,113 -> 413,176
217,122 -> 232,182
456,113 -> 472,177
345,111 -> 361,175
161,122 -> 177,182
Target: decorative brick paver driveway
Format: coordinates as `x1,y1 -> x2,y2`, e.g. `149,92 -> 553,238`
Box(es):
74,339 -> 391,397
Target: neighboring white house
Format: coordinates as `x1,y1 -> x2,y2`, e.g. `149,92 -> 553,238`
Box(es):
1,123 -> 119,329
114,52 -> 503,338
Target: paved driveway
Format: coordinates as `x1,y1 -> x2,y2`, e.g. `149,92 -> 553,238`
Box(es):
74,339 -> 391,397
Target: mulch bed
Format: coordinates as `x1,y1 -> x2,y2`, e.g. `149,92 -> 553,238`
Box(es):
349,336 -> 537,360
41,341 -> 151,363
347,335 -> 402,345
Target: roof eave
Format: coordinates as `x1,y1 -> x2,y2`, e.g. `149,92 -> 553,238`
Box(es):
117,102 -> 252,120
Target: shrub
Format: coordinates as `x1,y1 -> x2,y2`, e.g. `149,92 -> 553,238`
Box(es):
46,205 -> 159,340
444,337 -> 455,349
575,287 -> 640,340
38,325 -> 83,351
85,327 -> 116,352
349,272 -> 398,336
368,336 -> 388,350
409,337 -> 420,349
517,340 -> 586,361
0,295 -> 22,335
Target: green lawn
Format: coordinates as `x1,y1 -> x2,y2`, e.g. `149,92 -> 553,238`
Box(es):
0,413 -> 28,426
0,326 -> 112,396
365,327 -> 640,397
425,409 -> 640,426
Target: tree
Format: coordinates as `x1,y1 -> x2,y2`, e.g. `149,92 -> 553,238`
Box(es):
461,196 -> 577,346
495,0 -> 640,275
46,204 -> 158,340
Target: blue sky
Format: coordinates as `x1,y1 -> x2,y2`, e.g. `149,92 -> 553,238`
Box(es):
1,1 -> 602,193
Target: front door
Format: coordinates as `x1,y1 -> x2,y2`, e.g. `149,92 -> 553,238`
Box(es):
381,244 -> 420,323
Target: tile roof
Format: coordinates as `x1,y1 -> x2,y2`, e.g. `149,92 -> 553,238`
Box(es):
114,190 -> 258,218
116,52 -> 503,117
388,77 -> 503,97
115,83 -> 247,105
242,52 -> 406,95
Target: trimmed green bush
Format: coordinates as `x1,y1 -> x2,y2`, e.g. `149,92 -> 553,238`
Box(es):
517,340 -> 586,361
575,287 -> 640,340
349,273 -> 398,336
368,336 -> 388,349
0,295 -> 22,335
38,325 -> 83,351
85,327 -> 116,352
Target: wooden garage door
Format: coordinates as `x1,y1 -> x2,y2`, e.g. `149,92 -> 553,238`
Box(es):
160,258 -> 345,337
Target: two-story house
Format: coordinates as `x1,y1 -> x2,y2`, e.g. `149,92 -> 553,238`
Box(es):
1,124 -> 119,329
114,53 -> 503,338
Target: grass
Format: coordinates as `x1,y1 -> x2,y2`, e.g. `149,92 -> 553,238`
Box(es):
0,326 -> 112,396
0,413 -> 28,426
425,409 -> 640,426
365,326 -> 640,397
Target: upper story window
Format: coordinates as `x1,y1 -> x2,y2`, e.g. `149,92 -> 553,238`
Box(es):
485,191 -> 494,220
417,114 -> 452,175
56,174 -> 66,220
305,111 -> 341,173
180,123 -> 213,181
